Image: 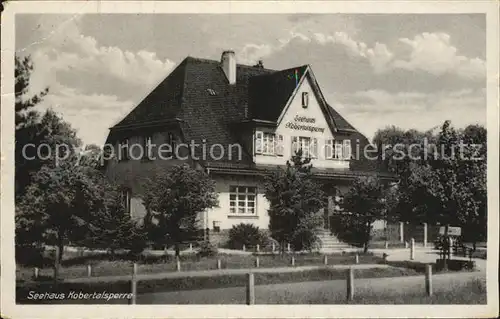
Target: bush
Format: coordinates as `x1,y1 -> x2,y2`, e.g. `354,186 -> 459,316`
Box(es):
197,241 -> 218,257
227,223 -> 266,250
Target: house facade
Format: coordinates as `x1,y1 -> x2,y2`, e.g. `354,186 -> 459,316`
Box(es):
103,50 -> 395,242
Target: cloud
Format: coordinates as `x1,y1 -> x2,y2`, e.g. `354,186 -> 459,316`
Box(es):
331,88 -> 486,140
393,32 -> 485,80
27,30 -> 175,97
39,84 -> 135,145
18,14 -> 176,144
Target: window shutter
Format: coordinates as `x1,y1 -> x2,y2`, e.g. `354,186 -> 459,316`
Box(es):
255,131 -> 263,154
311,138 -> 318,158
277,135 -> 284,156
325,139 -> 333,159
291,136 -> 298,156
343,140 -> 352,160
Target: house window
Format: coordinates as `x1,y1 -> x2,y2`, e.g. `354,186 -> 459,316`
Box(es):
255,131 -> 283,156
143,135 -> 152,159
167,132 -> 177,158
333,140 -> 343,160
302,92 -> 309,108
229,186 -> 257,215
292,136 -> 317,158
343,140 -> 352,160
213,221 -> 221,233
119,139 -> 129,161
121,189 -> 131,214
327,139 -> 350,160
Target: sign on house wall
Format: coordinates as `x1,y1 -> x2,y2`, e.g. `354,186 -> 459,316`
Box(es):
284,115 -> 326,133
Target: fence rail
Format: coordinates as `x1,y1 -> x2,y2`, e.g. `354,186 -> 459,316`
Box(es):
124,264 -> 436,304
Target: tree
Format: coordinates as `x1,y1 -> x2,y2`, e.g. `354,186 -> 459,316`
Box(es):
15,55 -> 81,198
141,164 -> 219,257
15,55 -> 48,129
454,124 -> 487,248
332,176 -> 387,253
16,158 -> 108,278
374,121 -> 487,249
84,184 -> 147,258
264,150 -> 326,252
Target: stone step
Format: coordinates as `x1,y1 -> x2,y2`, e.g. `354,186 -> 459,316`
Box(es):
317,231 -> 353,249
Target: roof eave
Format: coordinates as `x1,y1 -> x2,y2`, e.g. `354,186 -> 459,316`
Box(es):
110,118 -> 184,131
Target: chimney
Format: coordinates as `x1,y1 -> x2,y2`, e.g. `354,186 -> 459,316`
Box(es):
221,50 -> 236,85
254,60 -> 264,68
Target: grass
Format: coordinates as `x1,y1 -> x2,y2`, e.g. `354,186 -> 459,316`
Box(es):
17,252 -> 383,282
267,278 -> 486,304
17,266 -> 419,304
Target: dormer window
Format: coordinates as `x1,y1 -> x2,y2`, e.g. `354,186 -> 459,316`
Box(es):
302,92 -> 309,108
255,131 -> 284,156
143,135 -> 152,159
119,139 -> 129,161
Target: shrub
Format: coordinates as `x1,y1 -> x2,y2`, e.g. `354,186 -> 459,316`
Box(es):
227,223 -> 266,250
197,241 -> 218,257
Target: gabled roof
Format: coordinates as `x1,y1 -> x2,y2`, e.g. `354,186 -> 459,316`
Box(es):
108,56 -> 368,168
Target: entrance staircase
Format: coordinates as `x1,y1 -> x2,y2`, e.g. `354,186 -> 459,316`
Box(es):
317,229 -> 353,252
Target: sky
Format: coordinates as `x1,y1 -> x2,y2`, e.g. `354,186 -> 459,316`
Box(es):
16,14 -> 486,146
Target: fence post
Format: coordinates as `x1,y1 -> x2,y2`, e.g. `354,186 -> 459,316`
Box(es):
256,244 -> 260,253
176,257 -> 181,272
410,238 -> 415,260
246,273 -> 255,305
346,268 -> 354,301
272,242 -> 275,253
217,259 -> 222,270
423,223 -> 428,248
405,241 -> 408,249
323,255 -> 328,265
189,243 -> 193,251
130,264 -> 137,305
384,241 -> 389,249
243,244 -> 246,252
53,246 -> 60,283
287,243 -> 291,253
255,256 -> 260,268
399,222 -> 404,243
355,254 -> 359,264
87,264 -> 92,277
291,256 -> 295,266
425,264 -> 432,296
33,267 -> 39,279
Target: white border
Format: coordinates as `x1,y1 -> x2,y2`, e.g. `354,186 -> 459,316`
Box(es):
1,1 -> 499,318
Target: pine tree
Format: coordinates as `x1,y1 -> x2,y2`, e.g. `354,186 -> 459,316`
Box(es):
264,150 -> 326,252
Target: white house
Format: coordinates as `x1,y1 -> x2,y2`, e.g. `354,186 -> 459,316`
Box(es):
103,50 -> 395,246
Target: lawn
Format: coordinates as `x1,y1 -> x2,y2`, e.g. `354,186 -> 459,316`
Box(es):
270,277 -> 486,304
16,252 -> 383,282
